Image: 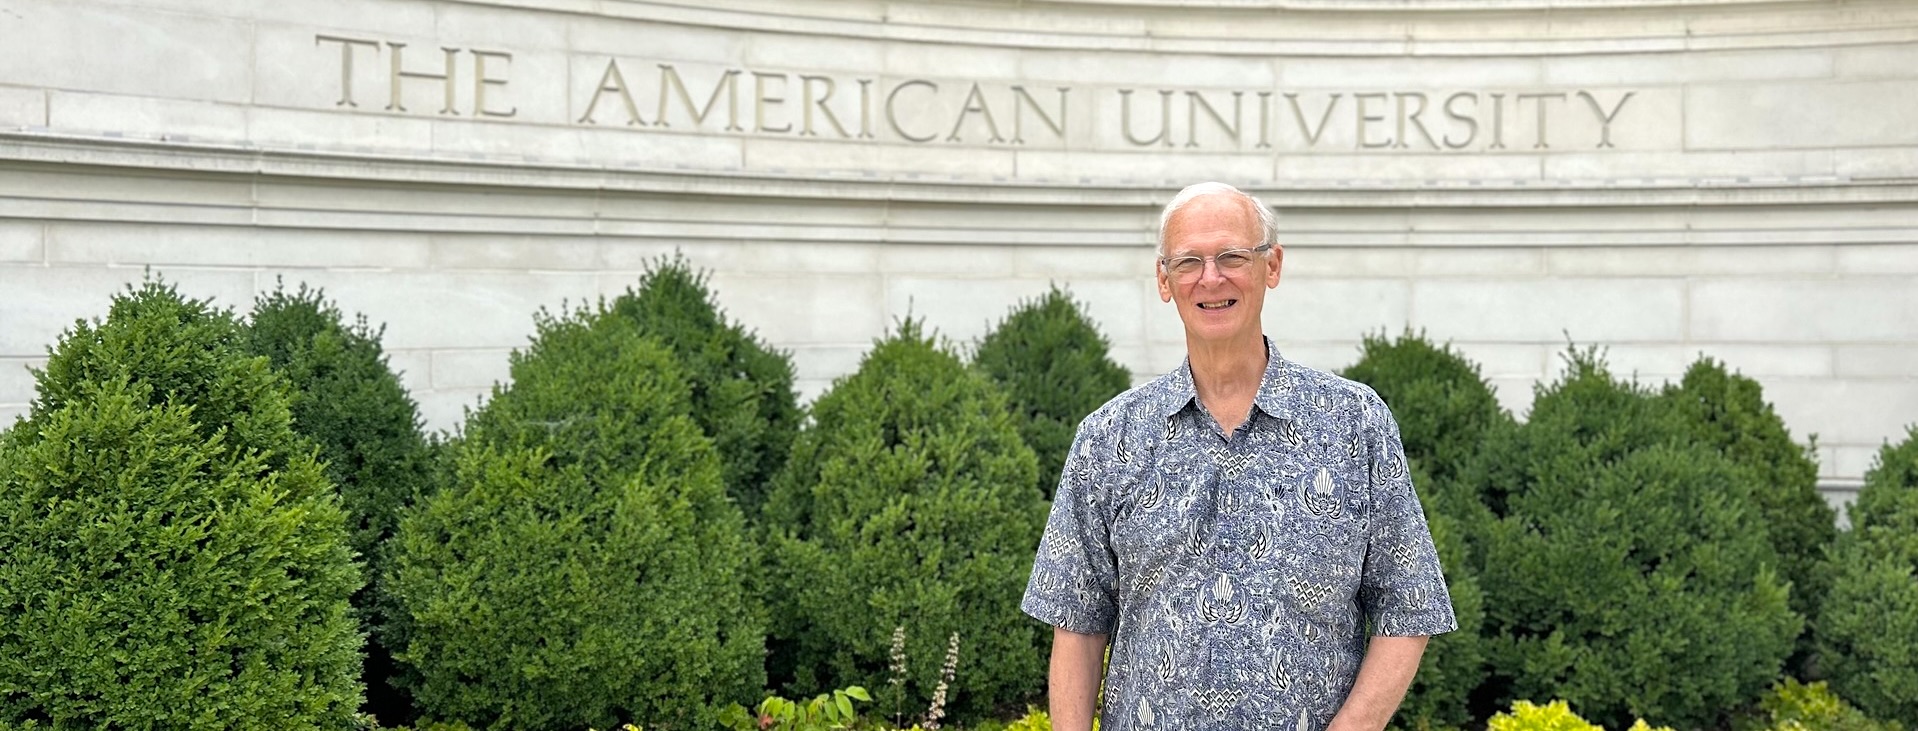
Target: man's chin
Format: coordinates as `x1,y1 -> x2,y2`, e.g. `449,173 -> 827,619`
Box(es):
1182,319 -> 1258,345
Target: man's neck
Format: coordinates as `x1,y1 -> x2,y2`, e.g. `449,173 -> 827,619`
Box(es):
1187,332 -> 1268,408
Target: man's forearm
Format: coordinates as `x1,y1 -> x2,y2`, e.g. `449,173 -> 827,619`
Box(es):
1328,634 -> 1428,731
1049,627 -> 1109,731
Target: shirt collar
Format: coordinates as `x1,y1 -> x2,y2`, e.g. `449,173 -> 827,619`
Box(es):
1160,337 -> 1295,421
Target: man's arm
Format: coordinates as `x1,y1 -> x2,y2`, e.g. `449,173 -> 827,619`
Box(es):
1049,627 -> 1109,731
1326,635 -> 1428,731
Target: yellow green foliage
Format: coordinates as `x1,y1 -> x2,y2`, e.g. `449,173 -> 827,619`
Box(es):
1753,680 -> 1905,731
989,707 -> 1097,731
1488,701 -> 1671,731
1003,707 -> 1051,731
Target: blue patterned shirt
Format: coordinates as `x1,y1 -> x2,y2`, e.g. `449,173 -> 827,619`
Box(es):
1022,338 -> 1457,731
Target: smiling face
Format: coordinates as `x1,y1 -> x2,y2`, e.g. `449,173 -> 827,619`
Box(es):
1156,192 -> 1283,348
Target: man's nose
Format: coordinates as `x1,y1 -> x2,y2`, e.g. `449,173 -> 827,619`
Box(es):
1197,257 -> 1229,285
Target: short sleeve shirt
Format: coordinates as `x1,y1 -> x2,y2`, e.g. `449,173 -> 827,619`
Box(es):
1021,338 -> 1456,731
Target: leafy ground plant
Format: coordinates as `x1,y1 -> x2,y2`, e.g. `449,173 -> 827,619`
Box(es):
719,687 -> 871,731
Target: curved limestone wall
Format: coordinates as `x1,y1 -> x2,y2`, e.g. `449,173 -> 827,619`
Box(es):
1,0 -> 1915,497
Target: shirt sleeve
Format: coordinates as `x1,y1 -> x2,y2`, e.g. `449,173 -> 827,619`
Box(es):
1357,390 -> 1459,638
1021,414 -> 1121,635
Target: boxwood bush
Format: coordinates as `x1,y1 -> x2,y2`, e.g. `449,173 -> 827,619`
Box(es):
1342,332 -> 1502,730
1465,350 -> 1800,730
607,256 -> 799,514
386,302 -> 763,730
1394,472 -> 1489,731
1660,357 -> 1833,664
1820,426 -> 1918,722
246,282 -> 437,723
763,321 -> 1047,724
972,286 -> 1131,499
1341,331 -> 1513,488
0,281 -> 363,728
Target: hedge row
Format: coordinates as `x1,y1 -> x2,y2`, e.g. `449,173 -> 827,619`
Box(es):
1341,333 -> 1905,731
0,270 -> 1133,730
2,271 -> 1911,731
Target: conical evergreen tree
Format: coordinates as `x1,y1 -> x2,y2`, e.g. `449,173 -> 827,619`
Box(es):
764,321 -> 1047,724
1660,357 -> 1834,673
0,280 -> 363,728
607,255 -> 799,514
387,300 -> 764,730
1820,426 -> 1918,721
246,281 -> 437,725
1340,332 -> 1504,729
973,286 -> 1132,499
1463,350 -> 1800,729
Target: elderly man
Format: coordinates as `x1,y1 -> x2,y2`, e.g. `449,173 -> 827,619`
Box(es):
1021,182 -> 1456,731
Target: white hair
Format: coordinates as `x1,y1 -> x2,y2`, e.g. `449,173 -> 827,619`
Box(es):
1155,181 -> 1278,255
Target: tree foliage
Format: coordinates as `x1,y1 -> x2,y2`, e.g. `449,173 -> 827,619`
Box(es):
245,282 -> 437,723
764,321 -> 1047,724
607,256 -> 800,513
1821,426 -> 1918,722
0,281 -> 363,728
387,302 -> 764,730
1463,350 -> 1800,730
973,286 -> 1132,499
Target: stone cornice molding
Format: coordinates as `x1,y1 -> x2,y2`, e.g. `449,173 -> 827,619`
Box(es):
6,131 -> 1916,215
455,0 -> 1918,56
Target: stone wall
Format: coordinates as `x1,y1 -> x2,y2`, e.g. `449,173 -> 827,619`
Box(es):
2,0 -> 1915,502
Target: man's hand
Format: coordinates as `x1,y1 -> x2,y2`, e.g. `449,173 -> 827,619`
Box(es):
1326,634 -> 1429,731
1049,626 -> 1109,731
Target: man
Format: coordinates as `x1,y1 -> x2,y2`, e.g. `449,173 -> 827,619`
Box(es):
1021,182 -> 1455,731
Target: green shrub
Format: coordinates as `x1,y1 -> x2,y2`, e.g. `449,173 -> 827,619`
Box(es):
1660,358 -> 1834,661
1465,350 -> 1801,730
1847,425 -> 1918,536
0,281 -> 363,728
606,256 -> 800,513
1340,332 -> 1500,730
763,321 -> 1047,724
1820,426 -> 1918,723
246,282 -> 437,724
1341,331 -> 1513,488
1393,474 -> 1488,731
972,286 -> 1132,499
386,302 -> 763,730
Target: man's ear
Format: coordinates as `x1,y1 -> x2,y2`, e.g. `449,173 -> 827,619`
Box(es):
1266,245 -> 1285,289
1156,262 -> 1173,302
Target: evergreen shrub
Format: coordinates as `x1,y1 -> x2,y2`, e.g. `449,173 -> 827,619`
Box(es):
0,281 -> 363,728
1660,358 -> 1834,646
1341,333 -> 1501,730
386,302 -> 763,730
972,286 -> 1132,498
764,321 -> 1047,724
246,282 -> 436,722
1341,331 -> 1513,487
1820,426 -> 1918,723
607,256 -> 799,513
1465,351 -> 1800,730
1394,478 -> 1488,731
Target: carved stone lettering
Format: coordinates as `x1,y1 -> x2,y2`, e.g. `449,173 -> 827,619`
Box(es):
887,80 -> 939,143
310,36 -> 1644,154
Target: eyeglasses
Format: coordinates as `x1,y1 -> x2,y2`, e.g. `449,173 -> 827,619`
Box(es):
1158,244 -> 1273,284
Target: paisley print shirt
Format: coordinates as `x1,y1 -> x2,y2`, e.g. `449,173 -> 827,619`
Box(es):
1021,338 -> 1456,731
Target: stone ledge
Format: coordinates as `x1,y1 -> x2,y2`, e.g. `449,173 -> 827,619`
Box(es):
447,0 -> 1918,56
5,132 -> 1918,212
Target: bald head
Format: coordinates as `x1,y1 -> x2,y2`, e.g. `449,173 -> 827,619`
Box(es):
1156,182 -> 1277,256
